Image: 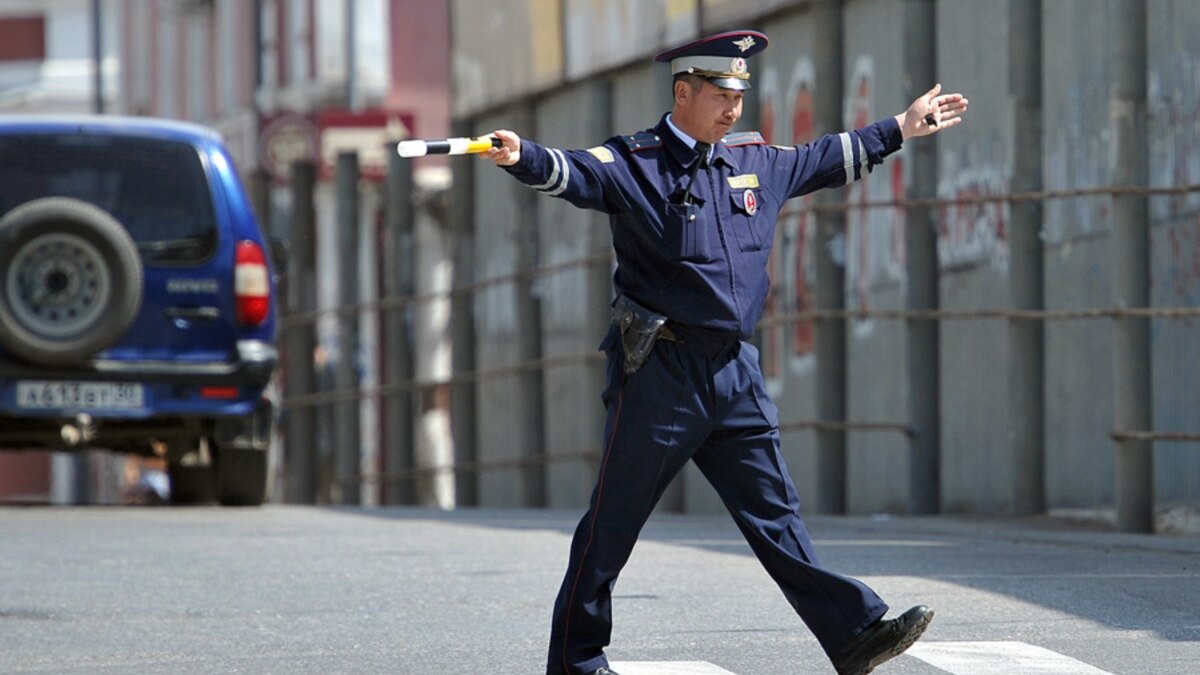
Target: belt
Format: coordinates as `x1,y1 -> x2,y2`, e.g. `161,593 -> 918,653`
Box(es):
659,321 -> 740,359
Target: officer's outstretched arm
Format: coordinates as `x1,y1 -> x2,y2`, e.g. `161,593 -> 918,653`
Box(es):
895,83 -> 969,139
479,129 -> 624,214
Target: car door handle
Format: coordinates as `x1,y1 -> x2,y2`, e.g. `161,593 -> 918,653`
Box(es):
164,306 -> 221,321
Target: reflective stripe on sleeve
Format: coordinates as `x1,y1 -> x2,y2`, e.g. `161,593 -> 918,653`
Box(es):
531,148 -> 562,191
546,148 -> 572,196
839,132 -> 854,184
856,135 -> 869,181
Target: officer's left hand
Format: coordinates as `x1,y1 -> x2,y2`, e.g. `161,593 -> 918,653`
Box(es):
895,83 -> 968,139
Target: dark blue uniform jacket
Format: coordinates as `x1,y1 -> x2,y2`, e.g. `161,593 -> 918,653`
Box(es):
504,113 -> 904,339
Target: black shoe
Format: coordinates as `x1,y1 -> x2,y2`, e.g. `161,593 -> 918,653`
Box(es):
587,669 -> 619,675
832,605 -> 934,675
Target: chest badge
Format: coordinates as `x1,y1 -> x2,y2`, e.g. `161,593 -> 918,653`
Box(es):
727,174 -> 759,189
742,189 -> 758,216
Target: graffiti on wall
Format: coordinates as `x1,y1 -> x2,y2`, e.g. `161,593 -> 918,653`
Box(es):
1044,74 -> 1112,244
1147,49 -> 1200,309
1151,51 -> 1200,309
936,142 -> 1009,271
1151,53 -> 1200,219
844,56 -> 905,338
758,58 -> 820,393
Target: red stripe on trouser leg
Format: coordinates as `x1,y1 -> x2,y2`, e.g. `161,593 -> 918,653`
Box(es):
561,387 -> 624,674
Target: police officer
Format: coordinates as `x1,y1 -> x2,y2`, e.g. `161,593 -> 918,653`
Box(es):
482,29 -> 968,675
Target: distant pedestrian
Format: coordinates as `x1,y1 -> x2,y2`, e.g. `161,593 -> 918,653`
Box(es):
483,29 -> 967,675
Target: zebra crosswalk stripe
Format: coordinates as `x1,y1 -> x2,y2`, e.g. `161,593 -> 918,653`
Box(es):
905,641 -> 1116,674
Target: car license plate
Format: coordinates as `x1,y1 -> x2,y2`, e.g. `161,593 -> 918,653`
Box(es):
16,381 -> 146,410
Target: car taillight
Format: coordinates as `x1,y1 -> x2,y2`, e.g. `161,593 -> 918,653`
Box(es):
235,240 -> 270,326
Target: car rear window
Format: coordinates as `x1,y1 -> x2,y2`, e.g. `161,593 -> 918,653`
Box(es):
0,133 -> 217,264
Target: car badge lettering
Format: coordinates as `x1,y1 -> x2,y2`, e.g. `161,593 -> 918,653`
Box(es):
167,278 -> 220,294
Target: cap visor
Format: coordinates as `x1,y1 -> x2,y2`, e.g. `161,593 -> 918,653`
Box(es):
707,77 -> 751,91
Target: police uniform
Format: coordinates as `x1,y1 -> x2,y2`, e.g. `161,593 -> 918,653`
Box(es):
501,30 -> 907,675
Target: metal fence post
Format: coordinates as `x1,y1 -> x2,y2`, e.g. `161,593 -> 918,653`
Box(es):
285,160 -> 318,504
904,0 -> 941,515
250,170 -> 271,233
814,0 -> 847,514
382,148 -> 416,504
1112,0 -> 1153,533
1009,0 -> 1046,515
335,152 -> 362,505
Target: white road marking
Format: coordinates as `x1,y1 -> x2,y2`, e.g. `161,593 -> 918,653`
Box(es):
609,662 -> 738,674
906,641 -> 1116,674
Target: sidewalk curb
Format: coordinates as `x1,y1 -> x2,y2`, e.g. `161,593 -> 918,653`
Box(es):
801,512 -> 1200,556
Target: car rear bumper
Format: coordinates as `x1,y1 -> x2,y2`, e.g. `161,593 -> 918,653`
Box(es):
0,340 -> 278,386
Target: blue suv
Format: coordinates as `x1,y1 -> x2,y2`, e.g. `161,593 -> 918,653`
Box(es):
0,116 -> 278,505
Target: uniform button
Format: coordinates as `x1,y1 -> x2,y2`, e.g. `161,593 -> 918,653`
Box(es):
689,214 -> 696,221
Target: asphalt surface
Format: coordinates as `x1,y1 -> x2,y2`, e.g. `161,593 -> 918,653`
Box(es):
1,505 -> 1198,674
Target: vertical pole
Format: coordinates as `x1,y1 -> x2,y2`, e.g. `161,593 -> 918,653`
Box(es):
382,149 -> 416,504
335,152 -> 362,505
345,0 -> 358,109
250,170 -> 271,231
92,0 -> 104,114
285,160 -> 318,504
904,0 -> 941,514
813,0 -> 847,514
1009,0 -> 1045,515
1112,0 -> 1152,533
449,119 -> 479,506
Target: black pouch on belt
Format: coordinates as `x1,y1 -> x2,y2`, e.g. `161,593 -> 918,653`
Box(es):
612,295 -> 668,375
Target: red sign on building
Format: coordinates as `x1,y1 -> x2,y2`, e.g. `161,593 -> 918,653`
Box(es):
258,109 -> 414,183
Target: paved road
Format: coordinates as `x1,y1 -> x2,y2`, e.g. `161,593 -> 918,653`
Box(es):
1,506 -> 1197,674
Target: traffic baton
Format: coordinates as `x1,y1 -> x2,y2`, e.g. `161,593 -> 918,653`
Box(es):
396,136 -> 502,158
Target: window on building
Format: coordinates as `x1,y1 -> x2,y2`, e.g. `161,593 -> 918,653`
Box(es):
0,17 -> 46,62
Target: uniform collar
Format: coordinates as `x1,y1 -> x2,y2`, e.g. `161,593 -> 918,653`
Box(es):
657,114 -> 738,171
665,113 -> 699,148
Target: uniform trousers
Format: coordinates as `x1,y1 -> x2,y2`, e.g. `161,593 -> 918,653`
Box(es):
547,326 -> 888,674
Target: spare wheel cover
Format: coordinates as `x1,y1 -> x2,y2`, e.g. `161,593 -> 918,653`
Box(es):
0,197 -> 143,365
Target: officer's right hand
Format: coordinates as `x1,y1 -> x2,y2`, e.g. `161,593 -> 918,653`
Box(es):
481,129 -> 521,167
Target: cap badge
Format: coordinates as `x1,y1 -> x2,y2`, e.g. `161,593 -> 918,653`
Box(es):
730,58 -> 747,74
743,189 -> 758,215
733,35 -> 756,53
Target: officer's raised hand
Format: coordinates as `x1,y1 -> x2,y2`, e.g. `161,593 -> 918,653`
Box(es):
481,129 -> 521,167
895,83 -> 969,139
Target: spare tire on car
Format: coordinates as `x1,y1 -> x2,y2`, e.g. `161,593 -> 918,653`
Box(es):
0,197 -> 143,366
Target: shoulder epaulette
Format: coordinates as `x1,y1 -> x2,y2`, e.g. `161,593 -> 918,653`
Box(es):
722,131 -> 766,147
620,131 -> 663,152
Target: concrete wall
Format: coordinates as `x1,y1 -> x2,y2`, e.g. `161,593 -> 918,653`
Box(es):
454,0 -> 1200,516
473,105 -> 542,506
935,0 -> 1013,513
535,80 -> 614,509
1040,0 -> 1120,509
1147,0 -> 1200,504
